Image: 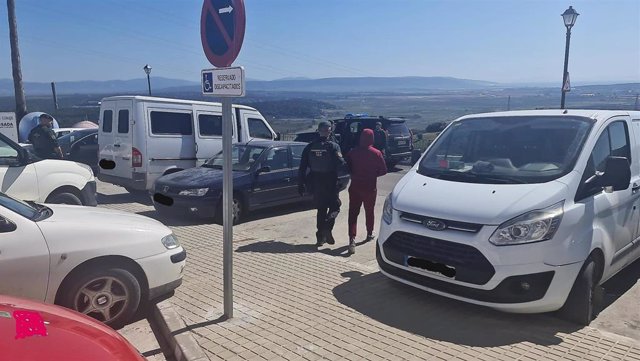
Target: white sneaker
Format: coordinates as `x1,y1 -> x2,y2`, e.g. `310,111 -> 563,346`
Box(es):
348,238 -> 356,255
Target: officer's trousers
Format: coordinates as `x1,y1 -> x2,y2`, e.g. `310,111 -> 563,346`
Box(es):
348,187 -> 377,239
311,172 -> 341,233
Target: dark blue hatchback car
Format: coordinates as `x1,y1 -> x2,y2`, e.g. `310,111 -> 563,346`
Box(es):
152,140 -> 349,224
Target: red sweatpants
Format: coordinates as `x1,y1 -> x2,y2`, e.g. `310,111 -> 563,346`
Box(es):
348,187 -> 377,239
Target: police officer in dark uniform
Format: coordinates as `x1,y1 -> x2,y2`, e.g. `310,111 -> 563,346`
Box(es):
28,113 -> 64,159
298,121 -> 346,246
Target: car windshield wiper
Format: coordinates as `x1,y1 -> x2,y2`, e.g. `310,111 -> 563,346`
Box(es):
203,163 -> 223,169
426,170 -> 526,184
26,201 -> 53,221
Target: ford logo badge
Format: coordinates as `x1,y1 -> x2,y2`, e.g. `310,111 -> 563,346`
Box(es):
423,218 -> 446,231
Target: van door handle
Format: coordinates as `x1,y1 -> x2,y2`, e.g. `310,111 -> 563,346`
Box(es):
114,144 -> 121,147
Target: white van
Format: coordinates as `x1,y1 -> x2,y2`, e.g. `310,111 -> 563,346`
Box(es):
97,96 -> 277,192
378,109 -> 640,325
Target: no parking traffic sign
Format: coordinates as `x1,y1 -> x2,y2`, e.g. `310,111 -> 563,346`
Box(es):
200,0 -> 246,67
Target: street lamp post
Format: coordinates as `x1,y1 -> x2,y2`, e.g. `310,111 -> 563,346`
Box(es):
560,6 -> 579,109
143,64 -> 152,96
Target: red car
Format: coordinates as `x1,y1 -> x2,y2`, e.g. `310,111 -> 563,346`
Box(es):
0,295 -> 145,361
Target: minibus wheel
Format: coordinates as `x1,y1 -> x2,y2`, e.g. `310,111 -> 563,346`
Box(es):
557,258 -> 602,325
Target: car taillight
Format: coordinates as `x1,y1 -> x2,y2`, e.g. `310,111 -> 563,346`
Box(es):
132,147 -> 142,167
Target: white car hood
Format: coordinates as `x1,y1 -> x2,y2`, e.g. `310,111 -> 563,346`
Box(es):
39,204 -> 162,229
394,172 -> 568,225
36,205 -> 170,258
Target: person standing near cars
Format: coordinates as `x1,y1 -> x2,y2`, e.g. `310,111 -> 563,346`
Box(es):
346,128 -> 387,255
298,121 -> 346,247
28,113 -> 64,159
373,121 -> 387,155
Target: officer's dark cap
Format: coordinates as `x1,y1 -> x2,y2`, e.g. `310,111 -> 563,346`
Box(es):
39,113 -> 53,120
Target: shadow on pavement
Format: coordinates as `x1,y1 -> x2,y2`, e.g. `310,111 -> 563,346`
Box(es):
137,210 -> 207,227
601,257 -> 640,309
242,201 -> 315,223
97,192 -> 152,206
332,271 -> 580,347
236,239 -> 373,258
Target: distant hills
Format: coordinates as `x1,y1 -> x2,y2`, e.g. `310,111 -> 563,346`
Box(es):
0,76 -> 637,96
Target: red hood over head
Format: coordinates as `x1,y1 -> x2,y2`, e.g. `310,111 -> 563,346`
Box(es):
360,128 -> 374,148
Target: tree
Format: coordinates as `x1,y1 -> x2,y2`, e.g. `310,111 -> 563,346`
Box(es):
7,0 -> 27,122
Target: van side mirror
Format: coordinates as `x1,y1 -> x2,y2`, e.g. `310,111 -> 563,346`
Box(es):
586,156 -> 630,193
0,217 -> 16,233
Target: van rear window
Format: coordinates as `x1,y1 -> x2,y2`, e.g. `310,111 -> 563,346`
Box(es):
150,111 -> 193,135
388,123 -> 410,136
102,110 -> 113,133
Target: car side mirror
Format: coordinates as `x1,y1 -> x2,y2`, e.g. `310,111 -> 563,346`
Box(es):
10,147 -> 29,167
257,166 -> 271,174
0,217 -> 16,233
586,156 -> 630,193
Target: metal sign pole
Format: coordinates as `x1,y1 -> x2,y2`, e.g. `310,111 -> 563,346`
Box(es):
222,97 -> 234,319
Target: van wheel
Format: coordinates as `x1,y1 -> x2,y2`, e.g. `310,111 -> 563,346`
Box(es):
47,192 -> 82,205
215,196 -> 243,225
557,259 -> 601,325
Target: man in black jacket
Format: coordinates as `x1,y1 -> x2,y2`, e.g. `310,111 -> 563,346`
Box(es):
298,121 -> 346,246
28,113 -> 63,159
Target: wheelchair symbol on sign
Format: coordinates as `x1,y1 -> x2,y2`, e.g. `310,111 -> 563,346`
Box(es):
203,73 -> 213,92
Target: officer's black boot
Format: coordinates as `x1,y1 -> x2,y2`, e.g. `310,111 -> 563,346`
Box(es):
324,229 -> 336,245
315,231 -> 325,246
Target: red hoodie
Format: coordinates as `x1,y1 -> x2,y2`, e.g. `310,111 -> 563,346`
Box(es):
346,129 -> 387,191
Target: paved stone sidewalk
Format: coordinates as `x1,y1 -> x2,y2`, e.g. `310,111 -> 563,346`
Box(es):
96,183 -> 640,360
164,224 -> 640,361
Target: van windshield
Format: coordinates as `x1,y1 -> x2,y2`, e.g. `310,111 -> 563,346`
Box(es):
417,116 -> 593,184
203,145 -> 267,171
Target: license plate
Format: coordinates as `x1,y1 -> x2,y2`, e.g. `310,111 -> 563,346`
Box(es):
397,140 -> 406,145
406,256 -> 456,278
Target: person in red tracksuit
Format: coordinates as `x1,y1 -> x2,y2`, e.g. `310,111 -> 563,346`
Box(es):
345,128 -> 387,255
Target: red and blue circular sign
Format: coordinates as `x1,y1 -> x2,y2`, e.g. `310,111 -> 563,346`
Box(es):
201,0 -> 246,68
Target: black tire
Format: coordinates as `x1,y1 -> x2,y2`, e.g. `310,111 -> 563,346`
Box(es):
215,195 -> 243,225
47,192 -> 82,205
557,259 -> 600,325
58,267 -> 141,330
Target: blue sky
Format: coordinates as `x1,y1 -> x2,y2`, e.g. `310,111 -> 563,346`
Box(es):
0,0 -> 638,84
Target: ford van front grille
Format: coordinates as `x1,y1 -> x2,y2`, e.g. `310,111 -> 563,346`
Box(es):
400,212 -> 483,233
382,231 -> 494,285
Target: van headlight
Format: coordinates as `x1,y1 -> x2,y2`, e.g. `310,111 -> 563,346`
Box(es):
161,234 -> 180,249
489,201 -> 564,246
178,188 -> 209,196
382,194 -> 394,225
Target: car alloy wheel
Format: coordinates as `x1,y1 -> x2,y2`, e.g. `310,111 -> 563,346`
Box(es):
74,276 -> 129,323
